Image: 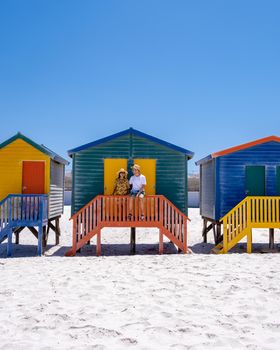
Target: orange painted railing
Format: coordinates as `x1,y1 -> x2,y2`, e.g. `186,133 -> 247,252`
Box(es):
67,195 -> 190,255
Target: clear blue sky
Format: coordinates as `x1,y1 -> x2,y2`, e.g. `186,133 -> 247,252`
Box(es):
0,0 -> 279,173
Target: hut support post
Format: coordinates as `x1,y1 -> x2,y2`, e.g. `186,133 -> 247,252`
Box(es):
14,227 -> 25,244
42,226 -> 48,253
7,228 -> 13,257
96,231 -> 101,256
202,218 -> 207,243
130,227 -> 136,254
269,228 -> 275,249
159,230 -> 163,254
216,223 -> 222,243
202,218 -> 221,244
38,225 -> 43,256
55,218 -> 60,245
47,217 -> 61,246
247,229 -> 252,254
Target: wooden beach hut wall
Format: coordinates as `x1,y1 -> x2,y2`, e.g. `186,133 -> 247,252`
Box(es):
0,133 -> 69,256
66,128 -> 194,256
69,128 -> 194,215
196,136 -> 280,254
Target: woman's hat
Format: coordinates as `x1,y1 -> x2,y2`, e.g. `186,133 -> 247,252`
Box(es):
131,164 -> 141,171
117,168 -> 128,176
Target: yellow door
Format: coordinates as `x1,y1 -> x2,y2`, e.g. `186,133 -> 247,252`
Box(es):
104,159 -> 128,195
133,159 -> 156,195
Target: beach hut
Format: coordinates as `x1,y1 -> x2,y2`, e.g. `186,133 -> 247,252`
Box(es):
196,136 -> 280,253
67,127 -> 194,256
0,132 -> 69,256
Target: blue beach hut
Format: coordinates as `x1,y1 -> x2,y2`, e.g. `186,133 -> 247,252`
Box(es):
196,136 -> 280,250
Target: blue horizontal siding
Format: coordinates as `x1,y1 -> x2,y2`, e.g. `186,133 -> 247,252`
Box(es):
216,141 -> 280,219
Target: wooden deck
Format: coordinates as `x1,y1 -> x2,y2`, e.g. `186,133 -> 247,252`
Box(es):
66,195 -> 190,256
0,194 -> 48,256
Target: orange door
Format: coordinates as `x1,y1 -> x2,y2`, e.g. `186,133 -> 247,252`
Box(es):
22,161 -> 45,194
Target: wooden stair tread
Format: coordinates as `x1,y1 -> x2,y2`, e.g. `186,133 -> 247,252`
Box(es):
66,195 -> 188,256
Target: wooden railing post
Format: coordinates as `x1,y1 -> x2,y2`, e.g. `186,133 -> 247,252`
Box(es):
183,218 -> 187,253
72,217 -> 77,254
223,217 -> 228,253
159,197 -> 164,254
8,196 -> 12,226
247,197 -> 251,230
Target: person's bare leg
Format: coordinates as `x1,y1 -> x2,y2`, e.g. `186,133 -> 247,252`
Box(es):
140,197 -> 144,218
128,197 -> 133,218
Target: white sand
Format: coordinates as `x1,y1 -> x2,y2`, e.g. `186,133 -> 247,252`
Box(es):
1,207 -> 280,350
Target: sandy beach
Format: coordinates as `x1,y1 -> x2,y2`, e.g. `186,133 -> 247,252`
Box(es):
1,207 -> 280,350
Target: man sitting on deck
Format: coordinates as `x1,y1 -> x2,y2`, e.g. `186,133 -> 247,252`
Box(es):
128,164 -> 146,221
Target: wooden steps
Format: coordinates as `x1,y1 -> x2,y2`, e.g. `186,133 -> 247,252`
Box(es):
66,195 -> 190,256
212,196 -> 280,254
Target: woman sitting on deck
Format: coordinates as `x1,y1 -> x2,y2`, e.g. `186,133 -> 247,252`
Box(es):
112,168 -> 130,195
128,164 -> 146,221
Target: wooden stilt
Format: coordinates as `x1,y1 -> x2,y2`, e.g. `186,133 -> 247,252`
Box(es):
247,229 -> 252,254
159,230 -> 163,254
7,228 -> 13,257
216,223 -> 222,244
28,226 -> 38,238
14,227 -> 24,244
203,218 -> 207,243
42,226 -> 47,252
38,225 -> 43,256
55,218 -> 60,245
213,224 -> 217,244
96,231 -> 101,256
269,228 -> 275,249
130,227 -> 136,254
47,217 -> 61,246
202,217 -> 218,244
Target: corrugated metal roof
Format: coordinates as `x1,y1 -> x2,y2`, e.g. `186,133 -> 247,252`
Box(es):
196,136 -> 280,166
68,127 -> 194,159
0,132 -> 69,165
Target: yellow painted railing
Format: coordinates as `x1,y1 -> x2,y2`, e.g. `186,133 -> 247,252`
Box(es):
220,196 -> 280,253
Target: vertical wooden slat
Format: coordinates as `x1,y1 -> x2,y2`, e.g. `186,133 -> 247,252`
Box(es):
262,197 -> 265,223
223,217 -> 228,253
73,216 -> 77,250
155,197 -> 158,222
174,211 -> 177,238
183,219 -> 187,253
114,197 -> 118,221
146,197 -> 150,222
276,198 -> 279,222
171,207 -> 175,236
272,198 -> 275,223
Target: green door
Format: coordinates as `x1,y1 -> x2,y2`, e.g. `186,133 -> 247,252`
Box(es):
276,167 -> 280,195
245,166 -> 265,196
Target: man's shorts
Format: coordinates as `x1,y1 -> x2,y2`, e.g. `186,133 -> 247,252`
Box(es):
130,190 -> 145,198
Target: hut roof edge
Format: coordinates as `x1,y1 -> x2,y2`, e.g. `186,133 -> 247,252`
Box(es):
68,127 -> 194,159
0,132 -> 69,165
196,135 -> 280,166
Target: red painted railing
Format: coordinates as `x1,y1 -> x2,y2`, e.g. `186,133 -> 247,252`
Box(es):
67,195 -> 190,256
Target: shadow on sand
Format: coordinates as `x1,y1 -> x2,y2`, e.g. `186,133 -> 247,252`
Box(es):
1,241 -> 279,258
